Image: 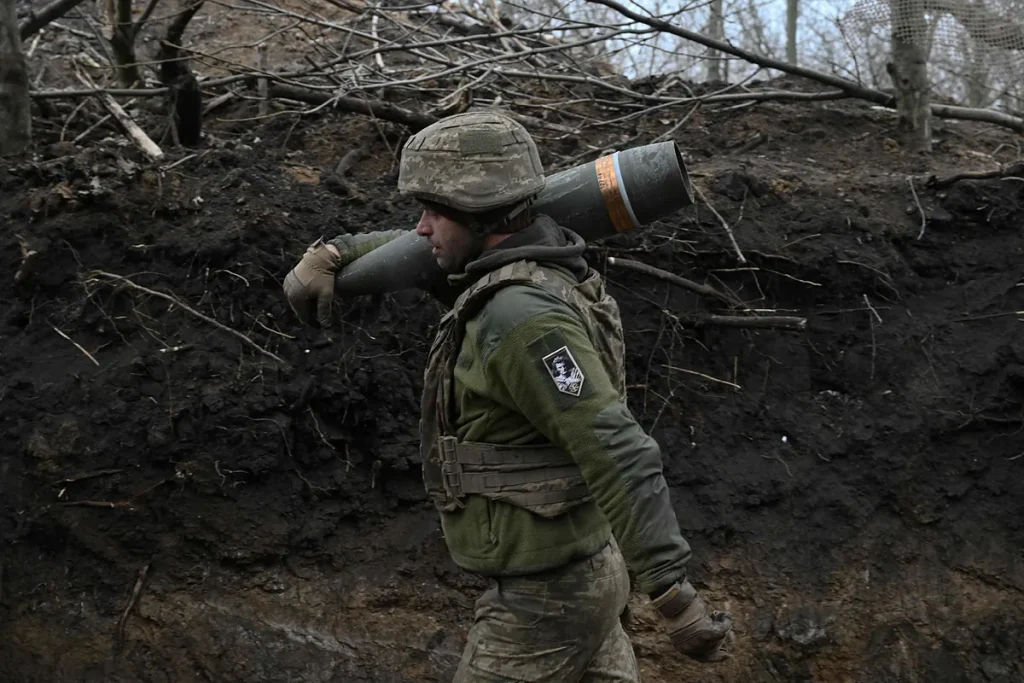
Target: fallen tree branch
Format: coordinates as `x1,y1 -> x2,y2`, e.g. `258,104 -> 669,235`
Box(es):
74,73 -> 164,160
18,0 -> 87,40
268,84 -> 437,130
87,270 -> 288,366
585,0 -> 1024,134
925,160 -> 1024,188
31,86 -> 170,99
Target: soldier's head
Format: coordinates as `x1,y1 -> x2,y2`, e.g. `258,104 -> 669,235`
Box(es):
398,111 -> 545,272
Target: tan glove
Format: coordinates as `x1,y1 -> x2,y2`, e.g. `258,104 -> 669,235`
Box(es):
651,580 -> 733,663
283,238 -> 342,328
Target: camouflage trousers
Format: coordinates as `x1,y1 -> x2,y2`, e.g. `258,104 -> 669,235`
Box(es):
453,540 -> 640,682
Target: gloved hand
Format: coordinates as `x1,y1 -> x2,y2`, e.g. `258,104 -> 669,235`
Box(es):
651,580 -> 733,663
283,238 -> 342,328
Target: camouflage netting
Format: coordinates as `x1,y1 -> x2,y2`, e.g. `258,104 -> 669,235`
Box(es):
841,0 -> 1024,70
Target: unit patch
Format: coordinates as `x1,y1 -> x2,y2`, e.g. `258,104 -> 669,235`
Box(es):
542,345 -> 585,397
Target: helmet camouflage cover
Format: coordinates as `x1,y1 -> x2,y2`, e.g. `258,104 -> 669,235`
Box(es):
398,111 -> 545,214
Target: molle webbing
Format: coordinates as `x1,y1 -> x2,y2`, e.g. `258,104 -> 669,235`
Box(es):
421,258 -> 622,516
438,436 -> 591,509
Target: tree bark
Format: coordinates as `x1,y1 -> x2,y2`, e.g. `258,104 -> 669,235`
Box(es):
158,0 -> 204,146
786,0 -> 799,64
19,0 -> 88,40
108,0 -> 143,87
707,0 -> 724,82
888,0 -> 931,151
1,0 -> 31,156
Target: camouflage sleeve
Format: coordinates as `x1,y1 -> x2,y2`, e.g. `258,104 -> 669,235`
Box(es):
479,289 -> 693,596
327,230 -> 409,267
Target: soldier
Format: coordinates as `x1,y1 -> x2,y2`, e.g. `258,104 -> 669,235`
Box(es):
283,112 -> 733,681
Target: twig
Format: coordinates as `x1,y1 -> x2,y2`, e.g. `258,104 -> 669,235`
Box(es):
950,310 -> 1024,323
87,271 -> 288,366
52,468 -> 124,486
701,314 -> 807,330
116,563 -> 150,650
862,294 -> 883,323
863,295 -> 880,380
908,177 -> 927,240
250,316 -> 296,339
606,257 -> 740,306
662,364 -> 741,390
693,185 -> 746,264
62,499 -> 134,508
51,325 -> 100,366
161,154 -> 198,171
61,478 -> 170,509
761,453 -> 793,478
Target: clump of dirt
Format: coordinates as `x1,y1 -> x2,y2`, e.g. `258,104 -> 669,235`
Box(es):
2,90 -> 1023,683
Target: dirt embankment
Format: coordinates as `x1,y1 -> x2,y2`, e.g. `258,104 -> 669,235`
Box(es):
2,91 -> 1023,682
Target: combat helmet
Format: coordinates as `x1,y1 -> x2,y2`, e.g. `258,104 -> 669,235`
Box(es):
398,111 -> 545,231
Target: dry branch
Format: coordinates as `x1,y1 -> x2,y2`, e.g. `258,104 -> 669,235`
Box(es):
268,84 -> 437,130
18,0 -> 88,40
693,185 -> 746,264
702,314 -> 807,330
607,257 -> 808,330
32,86 -> 170,99
607,257 -> 740,307
51,324 -> 100,366
74,73 -> 163,160
908,176 -> 927,239
87,270 -> 288,366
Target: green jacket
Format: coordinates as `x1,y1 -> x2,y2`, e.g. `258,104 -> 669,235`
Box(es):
330,219 -> 692,596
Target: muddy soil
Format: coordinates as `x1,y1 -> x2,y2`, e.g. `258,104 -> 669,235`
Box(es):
2,87 -> 1023,683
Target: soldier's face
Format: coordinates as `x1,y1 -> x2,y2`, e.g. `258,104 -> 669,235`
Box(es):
416,207 -> 480,273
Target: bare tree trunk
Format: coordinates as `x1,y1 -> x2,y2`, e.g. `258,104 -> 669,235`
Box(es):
707,0 -> 724,82
158,0 -> 204,146
786,0 -> 799,64
1,0 -> 31,156
965,45 -> 990,108
107,0 -> 143,87
888,0 -> 931,151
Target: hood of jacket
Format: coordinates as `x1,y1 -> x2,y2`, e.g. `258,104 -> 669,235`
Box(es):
450,214 -> 589,288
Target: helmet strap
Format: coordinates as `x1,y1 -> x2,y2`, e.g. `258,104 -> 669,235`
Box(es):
471,198 -> 534,236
